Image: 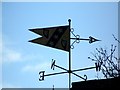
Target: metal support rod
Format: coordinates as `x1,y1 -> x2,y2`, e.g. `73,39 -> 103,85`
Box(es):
44,71 -> 68,77
55,65 -> 68,71
44,66 -> 90,79
70,38 -> 89,41
72,72 -> 86,81
68,19 -> 71,89
54,64 -> 89,81
72,66 -> 96,72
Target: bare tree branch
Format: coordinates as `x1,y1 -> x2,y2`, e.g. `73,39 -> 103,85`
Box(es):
88,45 -> 119,79
112,34 -> 120,43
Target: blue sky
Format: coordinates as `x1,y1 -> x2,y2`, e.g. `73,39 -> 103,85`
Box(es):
1,2 -> 118,88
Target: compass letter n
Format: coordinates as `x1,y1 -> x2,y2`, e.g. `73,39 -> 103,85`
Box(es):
51,59 -> 55,70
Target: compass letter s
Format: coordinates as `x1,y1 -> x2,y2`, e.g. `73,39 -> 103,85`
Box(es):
39,71 -> 45,81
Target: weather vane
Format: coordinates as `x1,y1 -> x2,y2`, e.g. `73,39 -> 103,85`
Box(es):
29,19 -> 101,89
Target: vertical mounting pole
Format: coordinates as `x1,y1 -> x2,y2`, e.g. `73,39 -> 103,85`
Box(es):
68,19 -> 71,90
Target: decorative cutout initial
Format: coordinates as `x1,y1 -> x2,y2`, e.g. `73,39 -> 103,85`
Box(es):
61,39 -> 67,50
43,29 -> 49,38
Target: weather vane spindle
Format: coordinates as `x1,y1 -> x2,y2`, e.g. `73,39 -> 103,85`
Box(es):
29,19 -> 101,90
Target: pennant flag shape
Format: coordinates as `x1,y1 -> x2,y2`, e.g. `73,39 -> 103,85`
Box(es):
29,25 -> 70,52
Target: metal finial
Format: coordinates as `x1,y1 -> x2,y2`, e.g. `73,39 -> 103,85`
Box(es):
68,19 -> 71,22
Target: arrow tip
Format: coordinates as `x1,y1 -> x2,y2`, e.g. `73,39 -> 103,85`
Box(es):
89,36 -> 101,44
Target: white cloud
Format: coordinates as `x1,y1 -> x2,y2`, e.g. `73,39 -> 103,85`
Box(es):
3,48 -> 22,63
22,62 -> 50,72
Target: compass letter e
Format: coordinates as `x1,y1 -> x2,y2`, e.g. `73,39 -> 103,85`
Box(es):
39,71 -> 45,81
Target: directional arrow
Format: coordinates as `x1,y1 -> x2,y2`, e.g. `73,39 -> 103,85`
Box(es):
70,36 -> 101,44
89,36 -> 101,44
